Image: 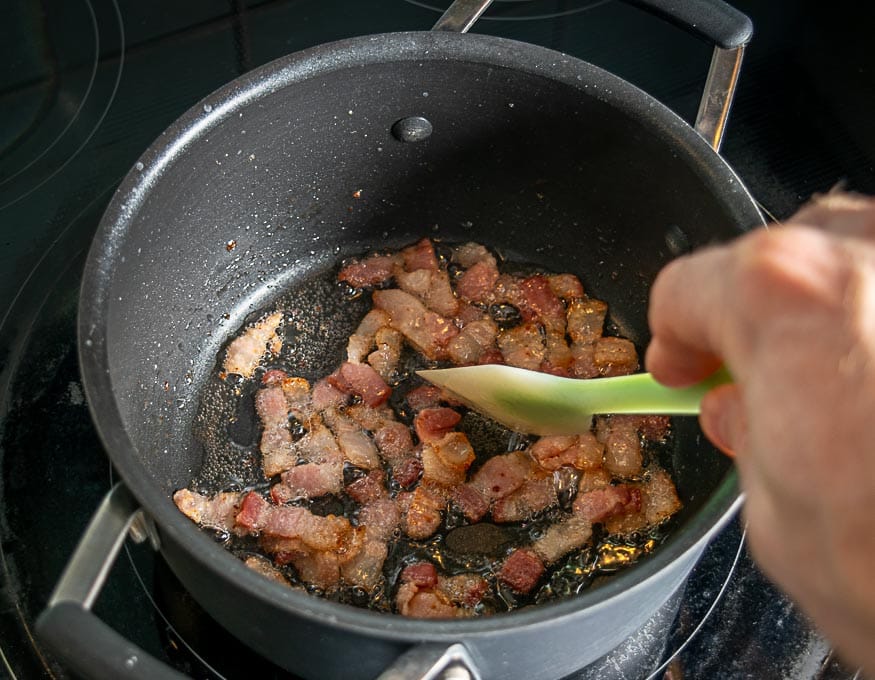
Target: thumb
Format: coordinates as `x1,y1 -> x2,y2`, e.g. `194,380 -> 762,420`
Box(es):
699,383 -> 746,457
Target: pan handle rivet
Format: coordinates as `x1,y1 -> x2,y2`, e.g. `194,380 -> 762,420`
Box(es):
391,116 -> 433,143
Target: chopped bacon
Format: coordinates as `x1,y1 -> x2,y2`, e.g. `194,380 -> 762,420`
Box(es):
261,368 -> 288,386
368,326 -> 403,380
401,238 -> 440,272
173,490 -> 243,534
420,432 -> 475,487
396,267 -> 459,318
244,555 -> 292,586
598,416 -> 643,478
469,451 -> 532,502
498,321 -> 545,371
311,377 -> 349,411
447,317 -> 498,365
530,434 -> 604,472
566,298 -> 607,344
223,311 -> 283,379
548,273 -> 584,301
578,468 -> 612,494
393,457 -> 423,488
323,409 -> 381,469
438,573 -> 488,608
570,342 -> 600,378
637,415 -> 671,442
255,386 -> 296,477
542,329 -> 573,376
235,492 -> 351,552
450,483 -> 489,522
357,497 -> 401,542
271,462 -> 343,502
594,336 -> 639,377
498,549 -> 545,594
456,260 -> 500,303
406,385 -> 444,411
373,288 -> 458,360
572,484 -> 641,524
345,469 -> 386,505
401,562 -> 438,588
338,253 -> 398,287
396,583 -> 460,618
452,242 -> 496,269
372,419 -> 415,463
492,477 -> 557,523
347,309 -> 391,363
519,275 -> 566,332
414,407 -> 462,443
328,362 -> 391,408
531,515 -> 593,564
399,484 -> 447,540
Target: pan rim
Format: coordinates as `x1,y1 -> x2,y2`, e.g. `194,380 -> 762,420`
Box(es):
78,28 -> 760,639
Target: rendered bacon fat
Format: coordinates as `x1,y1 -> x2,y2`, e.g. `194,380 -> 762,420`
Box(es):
176,238 -> 683,617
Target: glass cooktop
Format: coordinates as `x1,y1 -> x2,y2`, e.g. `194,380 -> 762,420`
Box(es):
1,1 -> 872,678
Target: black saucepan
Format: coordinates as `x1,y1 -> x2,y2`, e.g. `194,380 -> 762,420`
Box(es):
37,1 -> 762,678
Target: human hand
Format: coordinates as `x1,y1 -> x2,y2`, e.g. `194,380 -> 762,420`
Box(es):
646,192 -> 875,673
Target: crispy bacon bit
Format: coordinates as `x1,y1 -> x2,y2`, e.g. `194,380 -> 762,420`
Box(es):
339,254 -> 398,287
420,432 -> 475,487
223,311 -> 283,378
594,336 -> 639,377
261,369 -> 288,386
406,385 -> 444,411
470,451 -> 531,502
519,275 -> 566,331
452,242 -> 496,269
531,515 -> 593,564
498,549 -> 545,594
324,409 -> 381,469
173,490 -> 243,534
438,573 -> 488,607
492,477 -> 557,523
368,326 -> 403,380
311,377 -> 349,411
566,298 -> 607,344
447,317 -> 498,365
598,416 -> 643,478
400,484 -> 447,540
244,555 -> 292,586
271,462 -> 343,502
414,407 -> 462,443
347,309 -> 391,364
235,492 -> 351,552
548,273 -> 584,301
450,484 -> 490,523
401,238 -> 440,272
345,469 -> 386,505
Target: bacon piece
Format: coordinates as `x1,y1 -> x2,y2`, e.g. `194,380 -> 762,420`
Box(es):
450,483 -> 490,523
244,555 -> 292,586
401,238 -> 440,272
498,321 -> 545,371
456,260 -> 500,303
566,298 -> 607,344
406,385 -> 444,411
341,497 -> 399,591
323,408 -> 381,469
572,484 -> 641,524
498,549 -> 545,594
256,386 -> 296,477
311,377 -> 349,411
173,490 -> 243,534
261,369 -> 288,386
372,288 -> 459,360
548,273 -> 584,301
396,583 -> 460,619
447,317 -> 498,365
373,419 -> 415,462
396,267 -> 459,318
530,433 -> 604,472
452,242 -> 496,269
272,463 -> 343,502
400,484 -> 447,540
401,562 -> 438,588
578,468 -> 612,494
438,573 -> 488,608
358,496 -> 400,542
368,326 -> 403,380
530,515 -> 593,564
345,469 -> 386,505
235,492 -> 351,551
542,329 -> 573,376
328,362 -> 391,408
570,342 -> 600,379
420,432 -> 475,487
347,309 -> 391,364
492,476 -> 557,523
594,337 -> 639,377
519,275 -> 566,332
339,253 -> 398,287
223,311 -> 283,379
597,416 -> 643,478
469,451 -> 532,502
637,415 -> 671,442
414,407 -> 462,443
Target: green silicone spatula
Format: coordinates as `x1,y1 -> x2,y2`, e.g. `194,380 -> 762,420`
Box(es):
416,365 -> 731,435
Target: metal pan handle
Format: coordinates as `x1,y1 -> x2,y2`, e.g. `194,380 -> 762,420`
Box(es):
434,0 -> 753,151
35,483 -> 187,680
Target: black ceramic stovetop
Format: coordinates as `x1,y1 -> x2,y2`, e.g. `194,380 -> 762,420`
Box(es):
1,1 -> 873,678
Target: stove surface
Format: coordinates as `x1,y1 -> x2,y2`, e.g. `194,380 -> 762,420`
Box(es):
2,1 -> 873,678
